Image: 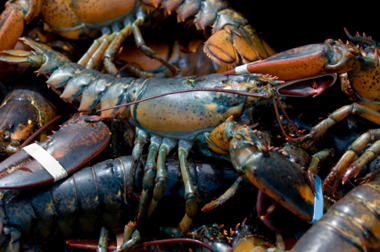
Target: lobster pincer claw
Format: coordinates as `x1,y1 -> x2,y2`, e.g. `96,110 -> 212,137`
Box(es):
0,114 -> 111,189
225,39 -> 361,81
230,125 -> 315,223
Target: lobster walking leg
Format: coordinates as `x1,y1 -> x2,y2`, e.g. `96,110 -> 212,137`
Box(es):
147,137 -> 177,217
77,6 -> 179,76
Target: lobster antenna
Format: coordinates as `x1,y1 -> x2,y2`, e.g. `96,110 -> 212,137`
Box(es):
97,88 -> 272,112
274,96 -> 303,137
271,96 -> 302,141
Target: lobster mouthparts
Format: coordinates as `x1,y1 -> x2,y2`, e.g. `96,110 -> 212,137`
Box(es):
0,114 -> 110,189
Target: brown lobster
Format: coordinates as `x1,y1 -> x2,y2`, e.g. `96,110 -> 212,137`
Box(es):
223,29 -> 380,194
0,0 -> 275,77
0,38 -> 324,238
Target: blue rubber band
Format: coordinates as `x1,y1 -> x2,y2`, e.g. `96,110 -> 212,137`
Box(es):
308,175 -> 324,224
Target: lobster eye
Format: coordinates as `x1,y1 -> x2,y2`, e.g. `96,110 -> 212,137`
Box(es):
250,79 -> 266,87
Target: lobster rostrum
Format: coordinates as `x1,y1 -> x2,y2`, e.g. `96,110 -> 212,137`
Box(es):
224,29 -> 380,193
0,0 -> 275,78
0,113 -> 111,189
0,38 -> 320,236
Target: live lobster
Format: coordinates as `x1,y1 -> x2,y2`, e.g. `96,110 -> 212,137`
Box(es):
0,38 -> 329,236
288,171 -> 380,252
0,155 -> 254,251
223,29 -> 380,195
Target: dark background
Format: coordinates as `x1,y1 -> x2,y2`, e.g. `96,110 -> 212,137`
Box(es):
1,2 -> 378,53
228,2 -> 379,53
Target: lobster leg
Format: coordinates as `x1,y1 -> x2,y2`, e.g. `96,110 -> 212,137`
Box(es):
301,103 -> 380,147
176,139 -> 197,236
77,7 -> 179,77
300,104 -> 380,192
201,175 -> 249,212
128,128 -> 148,197
136,135 -> 162,221
323,129 -> 380,191
305,148 -> 334,193
96,227 -> 109,252
147,137 -> 178,218
130,8 -> 180,77
114,221 -> 140,252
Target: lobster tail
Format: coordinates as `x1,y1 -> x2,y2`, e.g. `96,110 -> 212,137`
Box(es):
20,37 -> 73,74
291,181 -> 380,252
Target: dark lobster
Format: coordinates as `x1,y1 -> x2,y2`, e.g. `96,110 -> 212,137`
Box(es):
289,174 -> 380,252
0,0 -> 275,77
0,70 -> 61,155
0,38 -> 325,236
0,155 -> 254,252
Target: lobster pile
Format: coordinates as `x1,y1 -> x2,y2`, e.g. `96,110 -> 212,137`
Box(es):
0,1 -> 380,251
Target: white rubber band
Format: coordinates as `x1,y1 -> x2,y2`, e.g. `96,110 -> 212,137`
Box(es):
23,143 -> 68,182
116,232 -> 123,249
235,64 -> 250,74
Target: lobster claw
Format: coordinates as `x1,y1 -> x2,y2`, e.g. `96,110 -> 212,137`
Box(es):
225,39 -> 361,81
229,124 -> 315,223
0,114 -> 110,189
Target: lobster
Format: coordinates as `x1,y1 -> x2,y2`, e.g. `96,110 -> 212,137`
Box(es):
0,69 -> 63,155
0,155 -> 255,252
288,172 -> 380,252
0,38 -> 329,237
0,0 -> 275,77
223,29 -> 380,194
0,113 -> 111,188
